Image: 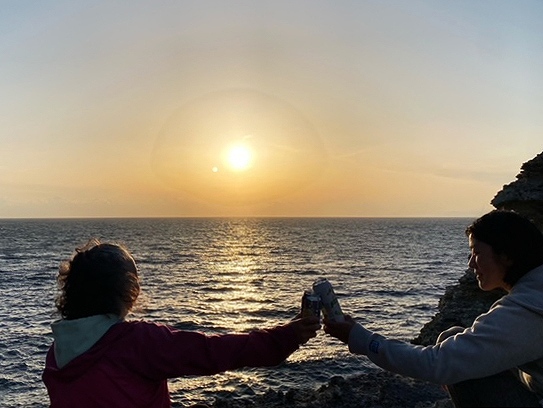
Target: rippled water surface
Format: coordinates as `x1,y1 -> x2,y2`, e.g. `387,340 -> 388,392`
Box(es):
0,217 -> 472,407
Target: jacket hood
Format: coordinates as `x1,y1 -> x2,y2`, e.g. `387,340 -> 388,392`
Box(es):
51,314 -> 121,369
507,264 -> 543,315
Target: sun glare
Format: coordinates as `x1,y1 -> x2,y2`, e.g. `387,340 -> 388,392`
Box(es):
226,145 -> 252,171
152,89 -> 326,205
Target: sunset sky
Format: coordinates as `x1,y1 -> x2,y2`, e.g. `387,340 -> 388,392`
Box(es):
1,1 -> 542,218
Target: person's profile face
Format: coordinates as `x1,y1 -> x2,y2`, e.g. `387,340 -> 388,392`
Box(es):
468,235 -> 511,292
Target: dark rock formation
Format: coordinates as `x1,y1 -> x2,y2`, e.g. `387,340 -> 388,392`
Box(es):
412,271 -> 505,346
415,150 -> 543,346
207,371 -> 449,408
491,151 -> 543,231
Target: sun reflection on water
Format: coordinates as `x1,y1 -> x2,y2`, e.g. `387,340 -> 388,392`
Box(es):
197,220 -> 273,331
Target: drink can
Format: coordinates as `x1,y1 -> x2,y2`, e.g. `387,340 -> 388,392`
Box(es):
301,290 -> 321,319
312,277 -> 344,322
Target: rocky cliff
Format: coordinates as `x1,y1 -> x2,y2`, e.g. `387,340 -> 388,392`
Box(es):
491,151 -> 543,231
412,272 -> 505,346
413,150 -> 543,346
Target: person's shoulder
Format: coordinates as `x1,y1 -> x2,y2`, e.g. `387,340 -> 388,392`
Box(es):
99,320 -> 165,348
504,266 -> 543,313
119,319 -> 179,337
120,319 -> 169,330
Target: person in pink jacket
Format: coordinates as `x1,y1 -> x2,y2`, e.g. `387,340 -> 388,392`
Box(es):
42,240 -> 320,408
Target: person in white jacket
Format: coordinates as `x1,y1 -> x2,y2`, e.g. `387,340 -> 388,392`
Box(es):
324,210 -> 543,407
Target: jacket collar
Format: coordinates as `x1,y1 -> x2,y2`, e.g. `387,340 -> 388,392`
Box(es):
51,314 -> 121,368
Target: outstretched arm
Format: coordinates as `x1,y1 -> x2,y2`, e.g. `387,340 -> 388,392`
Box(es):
134,316 -> 321,379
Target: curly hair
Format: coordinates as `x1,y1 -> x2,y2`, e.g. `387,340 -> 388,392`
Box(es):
466,210 -> 543,287
56,240 -> 140,320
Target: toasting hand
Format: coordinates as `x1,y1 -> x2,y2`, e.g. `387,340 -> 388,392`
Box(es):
287,316 -> 321,345
323,315 -> 356,344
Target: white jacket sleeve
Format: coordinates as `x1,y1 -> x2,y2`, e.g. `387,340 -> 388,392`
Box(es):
348,298 -> 543,385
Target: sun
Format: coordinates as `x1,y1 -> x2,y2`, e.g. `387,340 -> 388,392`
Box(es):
226,144 -> 252,171
152,89 -> 326,205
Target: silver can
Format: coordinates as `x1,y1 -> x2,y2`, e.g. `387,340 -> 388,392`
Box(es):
312,277 -> 344,322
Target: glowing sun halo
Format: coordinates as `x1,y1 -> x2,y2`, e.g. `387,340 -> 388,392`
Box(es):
152,89 -> 325,205
226,145 -> 252,171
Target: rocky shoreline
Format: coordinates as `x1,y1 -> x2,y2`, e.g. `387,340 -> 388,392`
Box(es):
197,151 -> 543,408
208,371 -> 451,408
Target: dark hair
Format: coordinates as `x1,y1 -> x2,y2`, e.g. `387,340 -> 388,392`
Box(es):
466,210 -> 543,286
56,240 -> 140,320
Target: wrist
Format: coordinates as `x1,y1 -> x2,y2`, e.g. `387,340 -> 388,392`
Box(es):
348,323 -> 373,355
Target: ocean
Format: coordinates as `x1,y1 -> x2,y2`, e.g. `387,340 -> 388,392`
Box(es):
0,217 -> 472,407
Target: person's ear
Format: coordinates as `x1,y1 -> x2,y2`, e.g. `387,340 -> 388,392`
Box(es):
498,253 -> 513,268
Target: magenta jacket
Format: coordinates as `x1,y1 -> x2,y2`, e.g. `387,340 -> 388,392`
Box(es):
42,320 -> 300,407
